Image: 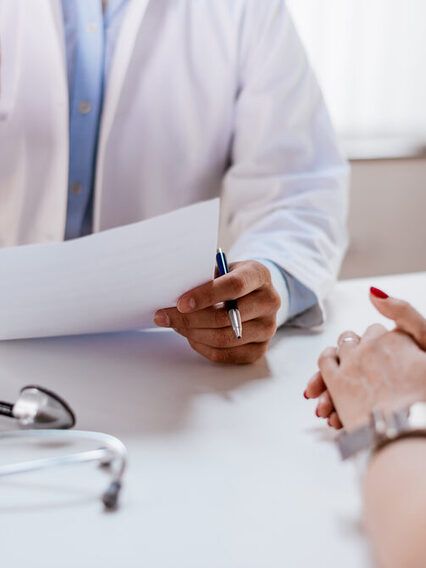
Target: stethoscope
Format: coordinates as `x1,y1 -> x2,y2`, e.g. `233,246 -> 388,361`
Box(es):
0,386 -> 127,510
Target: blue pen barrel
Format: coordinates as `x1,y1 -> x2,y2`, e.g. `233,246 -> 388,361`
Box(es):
216,250 -> 228,276
216,248 -> 242,339
226,299 -> 239,311
216,249 -> 237,308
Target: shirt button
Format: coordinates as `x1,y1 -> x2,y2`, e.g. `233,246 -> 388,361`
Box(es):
70,182 -> 83,195
87,22 -> 99,33
78,101 -> 92,114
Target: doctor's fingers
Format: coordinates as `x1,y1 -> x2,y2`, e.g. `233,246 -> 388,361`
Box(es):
176,261 -> 274,313
187,339 -> 270,365
155,288 -> 279,329
174,317 -> 277,349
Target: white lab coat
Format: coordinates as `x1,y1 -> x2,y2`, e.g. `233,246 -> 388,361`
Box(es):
0,0 -> 349,326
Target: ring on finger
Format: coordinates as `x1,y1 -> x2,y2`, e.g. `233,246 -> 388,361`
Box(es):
337,335 -> 360,358
338,336 -> 359,347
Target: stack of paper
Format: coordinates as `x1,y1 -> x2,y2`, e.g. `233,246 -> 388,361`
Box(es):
0,199 -> 219,340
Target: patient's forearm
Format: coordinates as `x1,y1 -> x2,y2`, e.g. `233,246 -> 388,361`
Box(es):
363,439 -> 426,568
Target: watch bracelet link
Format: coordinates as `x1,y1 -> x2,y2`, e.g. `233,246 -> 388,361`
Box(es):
337,402 -> 426,462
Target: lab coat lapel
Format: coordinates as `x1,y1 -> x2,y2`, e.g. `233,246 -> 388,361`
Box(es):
94,0 -> 152,230
44,0 -> 69,241
48,0 -> 67,73
101,0 -> 152,126
0,0 -> 22,118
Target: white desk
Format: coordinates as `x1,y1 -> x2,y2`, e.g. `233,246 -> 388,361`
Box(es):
0,272 -> 424,568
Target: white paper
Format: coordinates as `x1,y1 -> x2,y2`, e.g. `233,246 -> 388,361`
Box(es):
0,199 -> 219,340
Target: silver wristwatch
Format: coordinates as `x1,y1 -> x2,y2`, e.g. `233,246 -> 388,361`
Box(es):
337,402 -> 426,461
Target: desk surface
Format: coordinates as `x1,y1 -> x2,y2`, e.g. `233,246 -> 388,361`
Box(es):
0,271 -> 425,568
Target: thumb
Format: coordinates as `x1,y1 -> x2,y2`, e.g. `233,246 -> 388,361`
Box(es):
370,287 -> 426,350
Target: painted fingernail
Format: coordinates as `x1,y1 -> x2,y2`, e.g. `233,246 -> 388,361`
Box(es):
370,287 -> 389,299
303,390 -> 309,400
154,311 -> 170,327
315,408 -> 320,418
178,297 -> 196,313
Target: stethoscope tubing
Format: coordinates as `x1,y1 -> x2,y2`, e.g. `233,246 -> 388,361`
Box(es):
0,430 -> 127,481
0,448 -> 108,477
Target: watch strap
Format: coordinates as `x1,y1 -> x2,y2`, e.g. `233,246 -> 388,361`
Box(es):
337,423 -> 374,460
336,406 -> 413,461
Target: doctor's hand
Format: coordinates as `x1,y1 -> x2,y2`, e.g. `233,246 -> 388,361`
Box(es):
154,261 -> 281,364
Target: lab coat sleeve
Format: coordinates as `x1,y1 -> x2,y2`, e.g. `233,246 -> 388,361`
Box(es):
256,259 -> 317,327
223,0 -> 349,328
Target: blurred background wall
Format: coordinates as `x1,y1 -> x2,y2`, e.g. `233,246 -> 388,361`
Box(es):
342,157 -> 426,278
287,0 -> 426,280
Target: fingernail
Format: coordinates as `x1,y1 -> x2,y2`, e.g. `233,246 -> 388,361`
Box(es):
154,311 -> 170,327
327,419 -> 332,427
303,390 -> 309,400
370,287 -> 389,299
315,408 -> 320,418
178,296 -> 196,313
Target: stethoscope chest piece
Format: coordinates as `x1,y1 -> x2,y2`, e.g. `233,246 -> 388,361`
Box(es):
0,385 -> 76,430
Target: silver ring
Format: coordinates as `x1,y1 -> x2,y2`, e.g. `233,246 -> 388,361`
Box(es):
338,336 -> 359,347
337,335 -> 360,358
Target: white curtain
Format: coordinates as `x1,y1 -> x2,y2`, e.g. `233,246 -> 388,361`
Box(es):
287,0 -> 426,141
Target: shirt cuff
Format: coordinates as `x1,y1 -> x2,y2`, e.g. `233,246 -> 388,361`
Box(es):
256,259 -> 319,328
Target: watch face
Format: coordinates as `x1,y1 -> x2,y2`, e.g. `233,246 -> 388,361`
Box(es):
408,402 -> 426,430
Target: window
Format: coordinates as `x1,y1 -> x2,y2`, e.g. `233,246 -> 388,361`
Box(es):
288,0 -> 426,155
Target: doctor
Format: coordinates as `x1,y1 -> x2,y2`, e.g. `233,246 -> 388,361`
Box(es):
0,0 -> 348,364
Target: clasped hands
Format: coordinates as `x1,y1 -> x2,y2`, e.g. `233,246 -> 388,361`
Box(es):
305,288 -> 426,431
154,260 -> 281,364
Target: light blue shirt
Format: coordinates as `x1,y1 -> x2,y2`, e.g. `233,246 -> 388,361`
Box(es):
61,0 -> 129,240
60,0 -> 317,321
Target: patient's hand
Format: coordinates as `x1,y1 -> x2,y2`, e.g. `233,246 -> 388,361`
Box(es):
153,260 -> 281,364
305,288 -> 426,430
369,288 -> 426,349
315,327 -> 426,430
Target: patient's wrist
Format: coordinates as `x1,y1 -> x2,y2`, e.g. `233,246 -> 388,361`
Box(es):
368,435 -> 426,468
337,401 -> 426,465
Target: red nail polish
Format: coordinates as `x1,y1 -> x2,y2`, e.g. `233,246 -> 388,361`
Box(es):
303,391 -> 309,400
370,287 -> 389,299
315,408 -> 320,418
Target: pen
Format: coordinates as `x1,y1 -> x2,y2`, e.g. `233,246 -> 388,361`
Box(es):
216,248 -> 243,340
